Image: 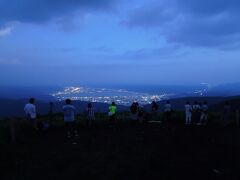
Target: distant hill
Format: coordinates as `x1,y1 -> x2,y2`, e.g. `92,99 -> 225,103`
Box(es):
0,86 -> 56,101
0,99 -> 129,118
209,96 -> 240,112
144,96 -> 240,111
206,83 -> 240,96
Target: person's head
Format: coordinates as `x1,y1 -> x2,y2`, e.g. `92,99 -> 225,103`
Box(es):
166,101 -> 170,104
29,98 -> 35,104
186,101 -> 190,105
194,101 -> 198,104
204,101 -> 207,105
65,99 -> 72,105
112,102 -> 115,106
88,103 -> 92,108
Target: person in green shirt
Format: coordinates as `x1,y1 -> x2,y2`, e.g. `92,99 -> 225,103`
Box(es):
109,102 -> 117,122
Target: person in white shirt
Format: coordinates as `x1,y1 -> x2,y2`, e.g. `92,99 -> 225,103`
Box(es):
185,101 -> 192,125
24,98 -> 37,129
63,99 -> 78,138
164,101 -> 172,112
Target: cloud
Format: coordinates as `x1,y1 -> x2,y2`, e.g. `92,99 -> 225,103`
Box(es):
119,45 -> 182,60
0,23 -> 15,37
122,2 -> 176,28
124,0 -> 240,48
0,0 -> 117,26
177,0 -> 240,16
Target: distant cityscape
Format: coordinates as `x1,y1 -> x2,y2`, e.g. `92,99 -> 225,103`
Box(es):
51,87 -> 173,106
50,83 -> 215,105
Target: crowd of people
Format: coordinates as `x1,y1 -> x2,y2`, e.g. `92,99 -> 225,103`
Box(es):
184,101 -> 208,126
23,98 -> 118,138
24,98 -> 233,137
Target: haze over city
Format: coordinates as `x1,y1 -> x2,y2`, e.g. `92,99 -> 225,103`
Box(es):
1,0 -> 240,87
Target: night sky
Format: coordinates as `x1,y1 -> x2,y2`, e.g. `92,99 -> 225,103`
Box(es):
0,0 -> 240,86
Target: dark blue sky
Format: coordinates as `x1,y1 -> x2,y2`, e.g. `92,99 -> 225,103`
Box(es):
0,0 -> 240,86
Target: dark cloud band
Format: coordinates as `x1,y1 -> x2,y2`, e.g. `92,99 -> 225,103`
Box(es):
124,0 -> 240,48
0,0 -> 116,25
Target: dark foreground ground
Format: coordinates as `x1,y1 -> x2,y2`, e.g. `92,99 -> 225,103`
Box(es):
1,122 -> 240,180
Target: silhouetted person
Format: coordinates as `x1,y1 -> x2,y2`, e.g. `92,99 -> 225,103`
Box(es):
24,98 -> 37,130
223,101 -> 231,127
192,101 -> 200,125
63,99 -> 78,139
196,102 -> 202,125
151,101 -> 159,121
130,102 -> 138,114
130,102 -> 138,120
164,101 -> 172,122
135,102 -> 140,112
199,101 -> 208,126
87,103 -> 95,127
138,105 -> 145,123
109,102 -> 117,122
185,101 -> 192,125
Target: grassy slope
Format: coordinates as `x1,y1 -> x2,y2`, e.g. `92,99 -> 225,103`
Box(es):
1,114 -> 240,180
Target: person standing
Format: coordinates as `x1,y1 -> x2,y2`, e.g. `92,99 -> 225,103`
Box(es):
199,101 -> 208,126
223,101 -> 231,127
151,101 -> 159,121
130,102 -> 144,122
130,102 -> 138,120
192,101 -> 201,125
109,102 -> 117,123
185,101 -> 192,125
164,101 -> 172,122
24,98 -> 37,130
138,104 -> 145,123
63,99 -> 78,138
87,103 -> 95,127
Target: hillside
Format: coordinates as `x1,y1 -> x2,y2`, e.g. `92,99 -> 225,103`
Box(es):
144,96 -> 240,111
209,97 -> 240,112
1,122 -> 240,180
